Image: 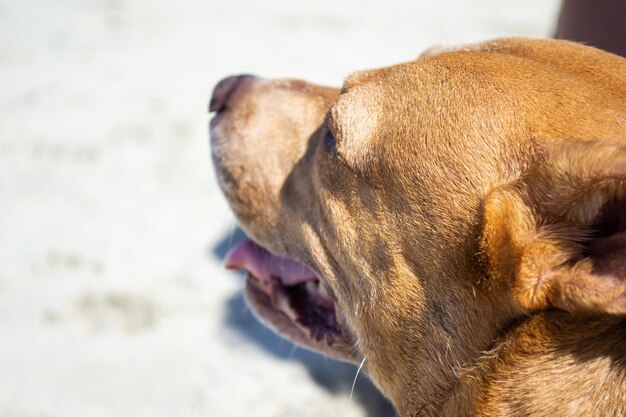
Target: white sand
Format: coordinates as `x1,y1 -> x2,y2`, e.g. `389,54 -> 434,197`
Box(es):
0,0 -> 560,416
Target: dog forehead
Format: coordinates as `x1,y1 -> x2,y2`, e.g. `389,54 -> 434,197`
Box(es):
330,83 -> 383,163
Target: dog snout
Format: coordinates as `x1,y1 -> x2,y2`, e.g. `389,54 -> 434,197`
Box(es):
209,74 -> 255,113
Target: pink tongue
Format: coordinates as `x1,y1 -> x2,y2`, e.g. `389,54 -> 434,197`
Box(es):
224,239 -> 317,285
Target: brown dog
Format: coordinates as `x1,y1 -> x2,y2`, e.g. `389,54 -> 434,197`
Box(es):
210,38 -> 626,416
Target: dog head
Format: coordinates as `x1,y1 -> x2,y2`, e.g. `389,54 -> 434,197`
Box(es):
210,39 -> 626,414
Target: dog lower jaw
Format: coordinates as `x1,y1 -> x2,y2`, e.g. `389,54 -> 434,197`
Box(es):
224,238 -> 358,361
243,273 -> 358,362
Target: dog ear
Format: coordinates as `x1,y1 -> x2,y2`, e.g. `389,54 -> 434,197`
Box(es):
481,140 -> 626,314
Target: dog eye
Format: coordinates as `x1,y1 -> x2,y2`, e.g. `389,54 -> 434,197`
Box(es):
324,131 -> 336,151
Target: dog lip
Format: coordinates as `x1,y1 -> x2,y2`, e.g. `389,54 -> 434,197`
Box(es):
224,239 -> 318,286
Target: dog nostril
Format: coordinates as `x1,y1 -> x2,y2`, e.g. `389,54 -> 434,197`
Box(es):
209,74 -> 254,113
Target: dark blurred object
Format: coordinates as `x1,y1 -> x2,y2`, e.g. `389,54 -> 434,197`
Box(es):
556,0 -> 626,57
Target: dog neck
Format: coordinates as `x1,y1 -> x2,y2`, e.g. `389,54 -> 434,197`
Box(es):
440,312 -> 626,416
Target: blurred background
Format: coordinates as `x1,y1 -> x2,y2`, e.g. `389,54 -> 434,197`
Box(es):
0,0 -> 561,416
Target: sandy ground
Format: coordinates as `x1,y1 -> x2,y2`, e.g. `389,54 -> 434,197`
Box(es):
0,1 -> 561,416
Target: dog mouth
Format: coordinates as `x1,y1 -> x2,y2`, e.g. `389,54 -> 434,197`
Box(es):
225,239 -> 357,362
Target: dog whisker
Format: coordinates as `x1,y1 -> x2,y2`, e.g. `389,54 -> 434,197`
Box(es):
288,342 -> 298,360
225,219 -> 237,249
349,355 -> 367,403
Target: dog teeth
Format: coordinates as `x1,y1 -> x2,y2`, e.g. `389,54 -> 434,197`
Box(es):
305,280 -> 319,293
317,280 -> 330,298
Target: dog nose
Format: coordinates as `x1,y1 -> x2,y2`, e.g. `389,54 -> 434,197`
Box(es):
209,75 -> 254,113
